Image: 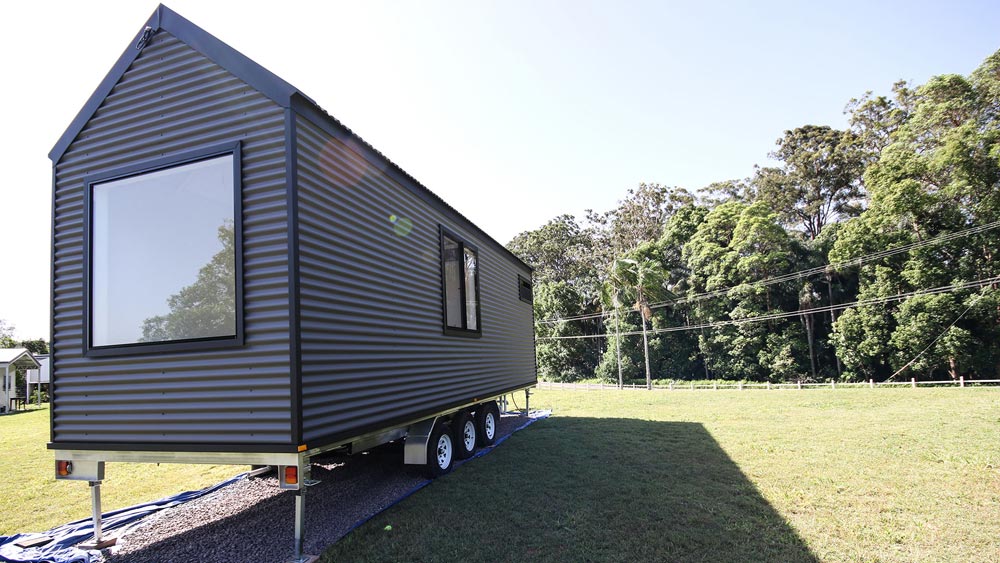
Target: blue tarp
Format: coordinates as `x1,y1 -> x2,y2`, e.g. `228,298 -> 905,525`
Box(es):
0,473 -> 246,563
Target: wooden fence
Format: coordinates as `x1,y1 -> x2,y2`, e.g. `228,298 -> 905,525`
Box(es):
538,377 -> 1000,391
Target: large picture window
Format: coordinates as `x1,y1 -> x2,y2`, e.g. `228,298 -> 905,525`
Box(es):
86,144 -> 242,353
440,227 -> 481,337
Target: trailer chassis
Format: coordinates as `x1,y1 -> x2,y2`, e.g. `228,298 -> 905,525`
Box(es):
54,386 -> 534,562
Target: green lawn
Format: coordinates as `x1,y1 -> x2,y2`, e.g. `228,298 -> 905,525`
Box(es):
323,388 -> 1000,563
3,391 -> 998,561
0,406 -> 244,535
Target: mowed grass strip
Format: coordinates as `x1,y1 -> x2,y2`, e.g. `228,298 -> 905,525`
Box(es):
323,388 -> 1000,563
0,406 -> 244,535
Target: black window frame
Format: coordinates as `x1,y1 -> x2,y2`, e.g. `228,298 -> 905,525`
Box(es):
518,274 -> 533,304
82,141 -> 244,357
439,225 -> 482,338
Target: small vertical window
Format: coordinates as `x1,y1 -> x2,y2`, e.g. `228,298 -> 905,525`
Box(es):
518,275 -> 533,303
440,227 -> 481,337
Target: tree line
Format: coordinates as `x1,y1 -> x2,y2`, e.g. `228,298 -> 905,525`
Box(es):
0,320 -> 48,355
507,49 -> 1000,385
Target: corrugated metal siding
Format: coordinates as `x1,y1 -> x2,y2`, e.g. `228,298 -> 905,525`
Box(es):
51,32 -> 293,447
295,116 -> 536,444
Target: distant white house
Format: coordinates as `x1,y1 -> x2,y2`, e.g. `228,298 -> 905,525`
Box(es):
26,354 -> 50,406
0,348 -> 40,413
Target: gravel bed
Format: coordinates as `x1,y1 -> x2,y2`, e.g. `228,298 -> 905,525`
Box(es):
102,412 -> 538,563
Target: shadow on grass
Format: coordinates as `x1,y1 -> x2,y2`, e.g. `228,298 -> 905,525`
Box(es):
323,417 -> 818,562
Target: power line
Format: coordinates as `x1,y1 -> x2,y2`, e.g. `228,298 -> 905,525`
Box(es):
537,276 -> 1000,341
538,219 -> 1000,324
535,219 -> 1000,326
660,219 -> 1000,309
887,288 -> 990,380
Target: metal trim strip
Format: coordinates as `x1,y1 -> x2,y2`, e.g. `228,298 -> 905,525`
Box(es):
48,440 -> 300,454
285,107 -> 304,445
53,449 -> 300,466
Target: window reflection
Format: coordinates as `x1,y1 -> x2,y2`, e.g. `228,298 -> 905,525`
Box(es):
443,235 -> 463,329
91,155 -> 236,347
464,247 -> 478,330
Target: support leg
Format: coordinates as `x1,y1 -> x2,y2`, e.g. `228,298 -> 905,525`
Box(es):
524,388 -> 531,417
294,489 -> 304,560
92,481 -> 102,544
286,465 -> 318,563
78,481 -> 116,550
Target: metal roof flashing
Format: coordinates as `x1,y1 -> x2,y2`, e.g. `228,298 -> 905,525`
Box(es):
48,4 -> 297,162
48,4 -> 532,272
49,6 -> 158,162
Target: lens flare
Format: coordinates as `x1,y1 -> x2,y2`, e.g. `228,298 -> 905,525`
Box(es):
320,138 -> 369,188
390,215 -> 413,237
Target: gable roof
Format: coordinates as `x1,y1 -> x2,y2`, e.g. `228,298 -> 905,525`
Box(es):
49,4 -> 302,162
0,348 -> 40,369
49,4 -> 531,272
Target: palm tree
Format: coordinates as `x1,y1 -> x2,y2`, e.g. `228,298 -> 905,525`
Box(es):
603,257 -> 669,390
601,275 -> 626,389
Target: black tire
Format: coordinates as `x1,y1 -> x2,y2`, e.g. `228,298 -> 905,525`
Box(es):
452,410 -> 477,459
475,401 -> 500,448
425,420 -> 455,478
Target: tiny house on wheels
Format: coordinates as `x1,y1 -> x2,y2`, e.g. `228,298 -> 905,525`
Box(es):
48,5 -> 536,559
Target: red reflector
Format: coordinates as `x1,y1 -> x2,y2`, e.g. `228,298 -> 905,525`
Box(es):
57,460 -> 73,476
284,466 -> 298,485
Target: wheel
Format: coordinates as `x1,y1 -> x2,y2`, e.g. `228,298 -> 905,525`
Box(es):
475,401 -> 500,448
452,410 -> 477,459
425,420 -> 454,478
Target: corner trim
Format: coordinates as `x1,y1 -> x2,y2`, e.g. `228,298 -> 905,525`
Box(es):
49,164 -> 57,443
285,107 -> 303,446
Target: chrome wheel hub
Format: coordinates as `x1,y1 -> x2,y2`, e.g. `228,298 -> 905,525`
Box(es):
463,420 -> 476,450
485,413 -> 495,440
436,434 -> 452,468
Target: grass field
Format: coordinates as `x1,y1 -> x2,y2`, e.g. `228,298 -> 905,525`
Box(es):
0,406 -> 244,535
322,388 -> 1000,563
2,390 -> 998,561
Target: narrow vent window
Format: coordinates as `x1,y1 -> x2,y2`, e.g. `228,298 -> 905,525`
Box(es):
518,275 -> 533,303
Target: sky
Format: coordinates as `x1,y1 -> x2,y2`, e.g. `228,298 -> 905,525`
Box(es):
0,0 -> 997,340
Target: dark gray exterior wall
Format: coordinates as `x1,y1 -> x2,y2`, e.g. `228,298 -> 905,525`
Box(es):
294,115 -> 536,445
51,7 -> 536,454
51,32 -> 293,448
